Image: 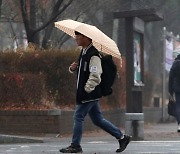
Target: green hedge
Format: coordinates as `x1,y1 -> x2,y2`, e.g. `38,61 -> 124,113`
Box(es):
0,49 -> 124,109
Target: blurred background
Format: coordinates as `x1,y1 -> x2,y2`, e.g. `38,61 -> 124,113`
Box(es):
0,0 -> 180,110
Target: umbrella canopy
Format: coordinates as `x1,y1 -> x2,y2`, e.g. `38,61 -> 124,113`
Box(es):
54,19 -> 121,59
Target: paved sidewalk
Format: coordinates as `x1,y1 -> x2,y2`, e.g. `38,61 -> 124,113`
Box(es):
1,140 -> 180,154
0,122 -> 180,154
144,122 -> 180,141
0,122 -> 180,143
43,122 -> 180,143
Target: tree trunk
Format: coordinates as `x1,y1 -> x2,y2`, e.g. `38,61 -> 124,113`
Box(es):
41,0 -> 64,49
30,0 -> 39,44
0,0 -> 2,17
41,23 -> 53,49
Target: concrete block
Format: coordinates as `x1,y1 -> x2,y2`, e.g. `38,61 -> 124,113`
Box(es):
125,113 -> 144,140
125,113 -> 144,121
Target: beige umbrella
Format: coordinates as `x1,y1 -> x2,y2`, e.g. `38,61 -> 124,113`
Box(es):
54,19 -> 121,59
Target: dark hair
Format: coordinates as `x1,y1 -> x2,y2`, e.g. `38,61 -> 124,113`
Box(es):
75,31 -> 83,35
74,31 -> 92,41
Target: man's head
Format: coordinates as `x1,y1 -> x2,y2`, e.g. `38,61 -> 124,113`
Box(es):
75,31 -> 92,48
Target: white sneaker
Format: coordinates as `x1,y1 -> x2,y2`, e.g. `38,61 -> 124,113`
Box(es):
177,125 -> 180,133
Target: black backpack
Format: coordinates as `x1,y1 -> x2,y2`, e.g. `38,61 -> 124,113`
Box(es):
99,54 -> 117,96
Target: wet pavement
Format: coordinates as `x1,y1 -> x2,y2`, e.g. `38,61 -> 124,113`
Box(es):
0,122 -> 180,153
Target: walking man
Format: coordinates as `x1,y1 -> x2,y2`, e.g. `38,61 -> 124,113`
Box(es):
60,31 -> 131,153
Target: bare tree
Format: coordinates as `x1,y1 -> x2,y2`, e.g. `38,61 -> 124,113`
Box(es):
20,0 -> 73,46
0,0 -> 2,17
1,0 -> 180,50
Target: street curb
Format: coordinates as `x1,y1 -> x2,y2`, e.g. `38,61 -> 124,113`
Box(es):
0,134 -> 43,144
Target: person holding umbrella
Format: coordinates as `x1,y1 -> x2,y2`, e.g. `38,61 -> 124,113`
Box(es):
55,20 -> 131,153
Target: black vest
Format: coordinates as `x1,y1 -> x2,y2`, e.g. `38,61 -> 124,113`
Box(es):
76,46 -> 102,104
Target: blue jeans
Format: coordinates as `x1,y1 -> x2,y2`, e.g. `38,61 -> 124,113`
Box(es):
175,92 -> 180,124
72,100 -> 123,146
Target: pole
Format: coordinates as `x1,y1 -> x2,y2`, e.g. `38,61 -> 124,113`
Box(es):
162,27 -> 166,122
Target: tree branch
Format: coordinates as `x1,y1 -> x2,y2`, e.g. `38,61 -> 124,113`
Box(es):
34,0 -> 73,34
20,0 -> 31,35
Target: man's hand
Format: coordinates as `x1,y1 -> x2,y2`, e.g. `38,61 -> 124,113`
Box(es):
70,61 -> 78,72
